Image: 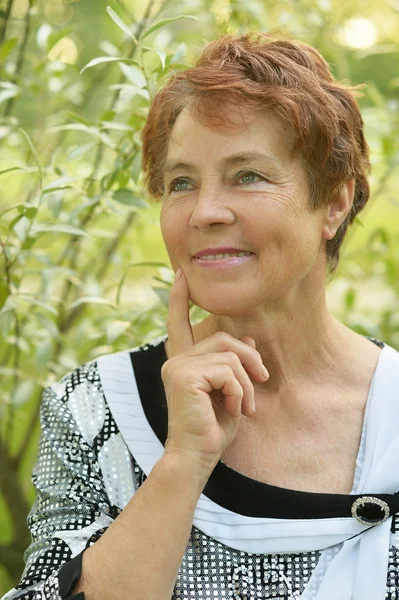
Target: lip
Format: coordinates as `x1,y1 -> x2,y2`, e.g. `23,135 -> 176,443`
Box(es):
193,246 -> 252,258
192,253 -> 255,269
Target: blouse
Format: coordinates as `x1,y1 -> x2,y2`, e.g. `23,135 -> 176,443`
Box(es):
2,333 -> 399,600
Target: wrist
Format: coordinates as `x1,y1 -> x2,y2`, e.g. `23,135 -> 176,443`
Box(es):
160,448 -> 217,492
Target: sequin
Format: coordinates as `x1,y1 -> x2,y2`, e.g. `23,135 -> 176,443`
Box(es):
2,336 -> 399,599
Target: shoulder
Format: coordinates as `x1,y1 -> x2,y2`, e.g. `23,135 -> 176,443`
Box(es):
95,332 -> 167,389
365,335 -> 386,349
44,333 -> 167,436
49,333 -> 167,401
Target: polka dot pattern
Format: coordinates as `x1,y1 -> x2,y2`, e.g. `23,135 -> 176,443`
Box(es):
2,336 -> 399,599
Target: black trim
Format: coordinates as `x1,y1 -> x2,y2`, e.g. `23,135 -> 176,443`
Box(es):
58,549 -> 86,599
130,337 -> 397,520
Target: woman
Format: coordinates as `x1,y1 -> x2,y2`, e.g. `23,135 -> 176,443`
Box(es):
3,32 -> 399,600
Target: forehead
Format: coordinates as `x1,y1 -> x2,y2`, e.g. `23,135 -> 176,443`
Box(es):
165,104 -> 296,168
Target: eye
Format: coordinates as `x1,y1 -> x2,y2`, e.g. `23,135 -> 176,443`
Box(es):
237,171 -> 265,185
168,178 -> 193,193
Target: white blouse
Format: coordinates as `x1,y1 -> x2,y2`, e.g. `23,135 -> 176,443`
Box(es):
2,333 -> 399,600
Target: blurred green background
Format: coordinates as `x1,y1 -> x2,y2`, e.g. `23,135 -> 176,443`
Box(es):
0,0 -> 398,594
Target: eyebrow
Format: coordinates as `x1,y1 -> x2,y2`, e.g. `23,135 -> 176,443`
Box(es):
163,152 -> 280,176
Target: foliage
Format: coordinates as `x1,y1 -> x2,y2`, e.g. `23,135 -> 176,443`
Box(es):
0,0 -> 398,593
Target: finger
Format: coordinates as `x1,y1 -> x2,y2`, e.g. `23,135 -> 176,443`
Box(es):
166,268 -> 194,356
205,365 -> 244,418
189,332 -> 268,384
239,336 -> 256,348
194,353 -> 255,418
223,334 -> 269,383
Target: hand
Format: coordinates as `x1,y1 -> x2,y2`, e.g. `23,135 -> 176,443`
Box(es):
161,268 -> 269,473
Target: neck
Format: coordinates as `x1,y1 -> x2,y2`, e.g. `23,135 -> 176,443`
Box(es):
192,303 -> 355,396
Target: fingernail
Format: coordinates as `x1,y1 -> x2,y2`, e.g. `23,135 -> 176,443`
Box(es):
261,365 -> 269,380
175,268 -> 182,281
252,400 -> 256,414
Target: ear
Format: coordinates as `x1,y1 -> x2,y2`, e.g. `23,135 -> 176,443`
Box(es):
322,179 -> 355,241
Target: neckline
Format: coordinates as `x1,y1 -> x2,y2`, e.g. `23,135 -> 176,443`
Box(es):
129,334 -> 387,519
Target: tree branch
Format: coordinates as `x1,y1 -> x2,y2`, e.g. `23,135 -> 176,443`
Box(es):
0,438 -> 31,543
53,0 -> 161,333
3,0 -> 33,117
0,542 -> 29,582
14,388 -> 42,469
94,212 -> 136,280
0,0 -> 14,45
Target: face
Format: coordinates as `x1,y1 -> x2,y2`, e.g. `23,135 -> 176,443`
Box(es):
160,105 -> 330,316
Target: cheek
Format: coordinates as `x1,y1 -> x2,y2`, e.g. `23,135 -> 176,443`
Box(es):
160,205 -> 175,242
160,205 -> 186,256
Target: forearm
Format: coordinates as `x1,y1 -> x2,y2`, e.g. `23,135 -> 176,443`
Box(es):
72,453 -> 212,600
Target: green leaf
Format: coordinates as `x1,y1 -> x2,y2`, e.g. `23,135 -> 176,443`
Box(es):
106,6 -> 138,44
31,224 -> 90,237
0,88 -> 19,104
67,296 -> 116,310
0,37 -> 18,61
42,185 -> 74,195
112,189 -> 148,207
100,121 -> 134,132
142,46 -> 166,70
344,288 -> 356,310
18,128 -> 43,185
141,15 -> 198,40
24,207 -> 37,219
43,176 -> 81,190
170,43 -> 186,64
67,142 -> 95,160
0,166 -> 26,177
36,313 -> 59,338
119,62 -> 147,88
80,56 -> 140,75
49,123 -> 97,134
6,334 -> 30,353
106,320 -> 131,343
100,110 -> 116,121
36,337 -> 54,369
151,286 -> 170,307
12,380 -> 35,407
13,215 -> 31,242
17,295 -> 58,315
109,83 -> 150,101
0,308 -> 14,337
20,235 -> 36,251
0,203 -> 25,218
66,111 -> 94,126
0,279 -> 8,310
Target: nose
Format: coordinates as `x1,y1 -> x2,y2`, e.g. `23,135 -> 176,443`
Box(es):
189,187 -> 235,229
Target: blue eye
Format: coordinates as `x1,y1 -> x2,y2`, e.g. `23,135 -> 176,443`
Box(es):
238,172 -> 263,184
169,179 -> 192,192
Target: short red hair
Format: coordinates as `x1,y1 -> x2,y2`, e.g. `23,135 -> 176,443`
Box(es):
141,32 -> 370,273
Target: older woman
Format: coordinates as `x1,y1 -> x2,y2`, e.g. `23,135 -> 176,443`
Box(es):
3,32 -> 399,600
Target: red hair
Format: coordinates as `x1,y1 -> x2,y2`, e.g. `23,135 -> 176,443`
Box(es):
141,32 -> 370,273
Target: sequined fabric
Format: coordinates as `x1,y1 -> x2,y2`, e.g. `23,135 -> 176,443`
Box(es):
2,335 -> 398,600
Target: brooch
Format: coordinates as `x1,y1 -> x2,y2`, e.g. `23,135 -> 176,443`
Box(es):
351,496 -> 390,525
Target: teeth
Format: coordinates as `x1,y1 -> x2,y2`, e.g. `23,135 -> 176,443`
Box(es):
197,251 -> 252,260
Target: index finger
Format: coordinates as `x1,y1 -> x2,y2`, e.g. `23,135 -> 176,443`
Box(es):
166,268 -> 194,356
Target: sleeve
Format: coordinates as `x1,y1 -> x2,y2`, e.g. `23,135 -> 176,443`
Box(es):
1,361 -> 133,600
